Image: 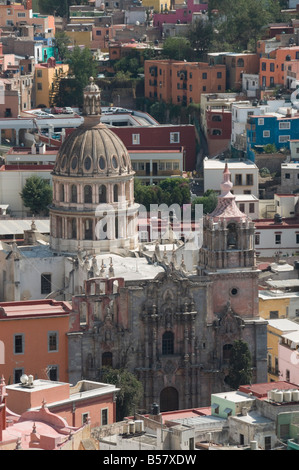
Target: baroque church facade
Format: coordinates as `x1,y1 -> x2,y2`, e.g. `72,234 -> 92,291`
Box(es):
0,79 -> 267,412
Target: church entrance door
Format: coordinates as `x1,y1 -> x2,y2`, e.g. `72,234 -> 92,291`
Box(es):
160,387 -> 179,412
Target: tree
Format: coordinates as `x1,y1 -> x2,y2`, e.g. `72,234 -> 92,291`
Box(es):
55,30 -> 71,62
192,190 -> 218,215
187,19 -> 214,59
162,37 -> 194,61
65,46 -> 97,107
225,340 -> 252,390
20,175 -> 53,215
101,368 -> 144,421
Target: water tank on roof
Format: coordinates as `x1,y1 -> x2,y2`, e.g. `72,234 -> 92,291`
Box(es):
129,421 -> 135,434
284,390 -> 292,402
292,390 -> 299,401
135,420 -> 144,433
274,213 -> 282,224
275,390 -> 284,402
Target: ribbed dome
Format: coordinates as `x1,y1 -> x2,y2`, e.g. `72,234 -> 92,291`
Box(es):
53,121 -> 133,177
53,77 -> 133,178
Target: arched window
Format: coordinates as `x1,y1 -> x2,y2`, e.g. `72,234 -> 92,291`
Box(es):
71,184 -> 77,203
102,352 -> 113,367
71,218 -> 77,239
84,219 -> 93,240
114,184 -> 118,202
162,331 -> 174,355
237,58 -> 244,67
84,185 -> 92,204
60,184 -> 64,202
99,185 -> 106,203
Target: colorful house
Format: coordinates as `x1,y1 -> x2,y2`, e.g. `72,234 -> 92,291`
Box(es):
34,58 -> 69,108
259,46 -> 299,88
153,0 -> 208,31
144,59 -> 226,106
0,299 -> 72,384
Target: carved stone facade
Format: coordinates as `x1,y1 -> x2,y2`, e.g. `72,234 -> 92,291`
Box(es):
67,164 -> 267,412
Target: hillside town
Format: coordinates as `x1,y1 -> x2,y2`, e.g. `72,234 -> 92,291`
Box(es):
2,0 -> 299,452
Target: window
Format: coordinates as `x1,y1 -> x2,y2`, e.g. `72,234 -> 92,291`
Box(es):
286,369 -> 290,382
84,185 -> 92,204
249,203 -> 255,213
218,85 -> 222,90
263,130 -> 270,138
264,437 -> 271,450
48,332 -> 58,352
270,63 -> 275,72
170,132 -> 180,143
285,173 -> 290,179
96,30 -> 101,35
18,12 -> 26,17
261,62 -> 266,71
82,413 -> 89,425
41,274 -> 52,294
14,334 -> 24,354
138,162 -> 145,171
71,185 -> 77,203
162,331 -> 174,355
14,369 -> 23,384
275,234 -> 281,244
202,86 -> 206,91
270,311 -> 279,319
258,118 -> 264,126
239,203 -> 245,212
37,70 -> 42,78
99,185 -> 106,203
102,352 -> 112,367
101,408 -> 108,426
255,234 -> 260,245
279,135 -> 290,143
202,72 -> 207,79
217,72 -> 222,78
235,174 -> 242,185
279,121 -> 291,129
132,134 -> 140,145
37,83 -> 42,90
246,174 -> 253,185
296,234 -> 299,244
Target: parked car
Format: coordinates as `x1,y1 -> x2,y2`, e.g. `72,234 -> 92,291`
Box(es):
62,107 -> 74,114
51,107 -> 63,114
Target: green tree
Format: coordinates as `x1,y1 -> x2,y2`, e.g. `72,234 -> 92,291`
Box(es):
225,340 -> 252,390
192,190 -> 218,215
101,368 -> 144,421
66,46 -> 97,107
187,19 -> 214,59
20,175 -> 52,215
162,37 -> 194,61
55,30 -> 71,62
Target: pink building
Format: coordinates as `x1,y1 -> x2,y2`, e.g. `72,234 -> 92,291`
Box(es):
0,376 -> 99,450
279,330 -> 299,384
153,1 -> 208,32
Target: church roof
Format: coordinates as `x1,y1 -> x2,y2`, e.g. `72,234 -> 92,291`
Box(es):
53,77 -> 133,178
208,163 -> 248,222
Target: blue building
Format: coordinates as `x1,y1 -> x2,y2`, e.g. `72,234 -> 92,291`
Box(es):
246,112 -> 299,161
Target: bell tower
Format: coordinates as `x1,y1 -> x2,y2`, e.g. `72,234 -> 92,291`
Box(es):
199,163 -> 259,320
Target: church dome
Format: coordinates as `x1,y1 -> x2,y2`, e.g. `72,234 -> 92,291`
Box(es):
53,122 -> 132,177
53,77 -> 133,178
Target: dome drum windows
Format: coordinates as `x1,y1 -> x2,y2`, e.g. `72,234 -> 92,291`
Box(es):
84,155 -> 92,172
84,185 -> 93,204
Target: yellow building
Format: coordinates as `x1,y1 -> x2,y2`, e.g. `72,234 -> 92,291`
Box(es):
65,29 -> 92,48
34,59 -> 69,108
266,319 -> 299,382
142,0 -> 171,12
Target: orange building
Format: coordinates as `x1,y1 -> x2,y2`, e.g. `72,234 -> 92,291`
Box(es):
259,46 -> 299,88
0,299 -> 71,385
144,59 -> 226,105
5,377 -> 119,429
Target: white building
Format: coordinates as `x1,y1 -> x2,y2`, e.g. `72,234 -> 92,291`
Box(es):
203,158 -> 259,198
242,73 -> 260,98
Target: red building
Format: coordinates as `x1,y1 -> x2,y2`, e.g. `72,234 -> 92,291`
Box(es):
204,108 -> 232,156
111,124 -> 197,171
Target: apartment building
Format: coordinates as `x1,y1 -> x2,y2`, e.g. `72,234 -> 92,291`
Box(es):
259,46 -> 299,88
34,58 -> 69,108
144,59 -> 226,105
